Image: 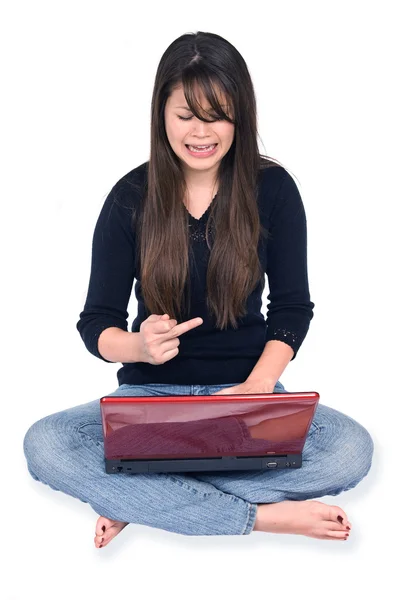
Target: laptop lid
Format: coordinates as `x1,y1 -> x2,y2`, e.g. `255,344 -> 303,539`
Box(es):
100,391 -> 319,461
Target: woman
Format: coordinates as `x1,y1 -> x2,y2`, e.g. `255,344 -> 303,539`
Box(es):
23,31 -> 374,548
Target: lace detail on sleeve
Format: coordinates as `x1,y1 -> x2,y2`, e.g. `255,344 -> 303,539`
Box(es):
271,328 -> 299,345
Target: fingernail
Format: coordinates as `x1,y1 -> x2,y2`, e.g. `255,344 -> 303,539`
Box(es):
346,526 -> 351,530
101,538 -> 104,543
102,525 -> 106,532
337,516 -> 343,524
99,544 -> 103,548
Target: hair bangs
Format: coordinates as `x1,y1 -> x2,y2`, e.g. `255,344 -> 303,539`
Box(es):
181,69 -> 235,124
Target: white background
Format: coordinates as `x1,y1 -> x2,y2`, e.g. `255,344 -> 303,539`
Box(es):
2,1 -> 400,598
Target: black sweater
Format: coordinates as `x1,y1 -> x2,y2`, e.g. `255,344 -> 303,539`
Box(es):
76,162 -> 314,385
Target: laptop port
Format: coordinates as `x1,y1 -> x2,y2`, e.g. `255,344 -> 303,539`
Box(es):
267,462 -> 278,468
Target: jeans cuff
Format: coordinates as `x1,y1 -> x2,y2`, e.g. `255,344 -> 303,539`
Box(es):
242,501 -> 258,535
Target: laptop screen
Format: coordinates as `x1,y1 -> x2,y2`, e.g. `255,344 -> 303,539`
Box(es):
100,392 -> 319,461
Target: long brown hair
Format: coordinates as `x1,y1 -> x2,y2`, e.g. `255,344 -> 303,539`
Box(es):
134,31 -> 287,330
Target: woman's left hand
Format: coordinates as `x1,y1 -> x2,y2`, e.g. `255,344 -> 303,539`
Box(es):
211,380 -> 276,396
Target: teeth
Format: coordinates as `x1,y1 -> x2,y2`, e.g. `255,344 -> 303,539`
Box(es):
188,144 -> 216,152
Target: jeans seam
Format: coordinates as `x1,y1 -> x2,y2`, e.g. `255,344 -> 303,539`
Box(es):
311,421 -> 321,435
77,423 -> 103,447
167,474 -> 217,497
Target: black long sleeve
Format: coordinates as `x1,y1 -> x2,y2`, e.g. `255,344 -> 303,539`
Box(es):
76,162 -> 314,385
76,181 -> 138,363
264,171 -> 315,358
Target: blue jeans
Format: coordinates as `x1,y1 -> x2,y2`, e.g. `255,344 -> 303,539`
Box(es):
23,381 -> 374,536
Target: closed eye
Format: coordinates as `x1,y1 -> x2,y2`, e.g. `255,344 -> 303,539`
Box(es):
178,115 -> 224,122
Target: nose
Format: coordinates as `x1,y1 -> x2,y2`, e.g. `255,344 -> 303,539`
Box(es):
191,118 -> 212,137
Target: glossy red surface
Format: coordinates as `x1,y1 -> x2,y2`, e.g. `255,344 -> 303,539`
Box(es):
100,392 -> 319,460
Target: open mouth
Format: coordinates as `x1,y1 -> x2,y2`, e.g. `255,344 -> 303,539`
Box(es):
185,143 -> 218,155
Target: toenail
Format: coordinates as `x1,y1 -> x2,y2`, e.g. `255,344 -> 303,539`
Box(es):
102,526 -> 106,533
337,516 -> 343,524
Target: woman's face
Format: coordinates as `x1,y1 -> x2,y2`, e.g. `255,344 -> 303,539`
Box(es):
164,84 -> 235,176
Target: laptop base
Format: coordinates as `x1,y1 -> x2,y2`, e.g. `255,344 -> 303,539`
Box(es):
105,454 -> 302,474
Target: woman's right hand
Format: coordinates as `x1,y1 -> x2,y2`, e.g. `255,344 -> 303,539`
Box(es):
138,314 -> 203,365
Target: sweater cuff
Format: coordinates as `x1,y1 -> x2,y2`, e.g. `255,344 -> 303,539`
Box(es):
266,327 -> 299,360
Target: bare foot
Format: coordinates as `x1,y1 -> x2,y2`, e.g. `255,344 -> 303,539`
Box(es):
94,516 -> 128,549
253,500 -> 352,540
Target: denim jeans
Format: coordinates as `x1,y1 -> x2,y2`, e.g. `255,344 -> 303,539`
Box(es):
23,380 -> 374,536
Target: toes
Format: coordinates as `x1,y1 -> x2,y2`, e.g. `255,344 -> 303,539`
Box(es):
95,518 -> 108,537
325,529 -> 350,540
98,523 -> 127,548
329,506 -> 349,527
94,516 -> 116,548
93,535 -> 104,548
95,516 -> 117,536
100,532 -> 112,547
93,518 -> 128,549
323,520 -> 349,532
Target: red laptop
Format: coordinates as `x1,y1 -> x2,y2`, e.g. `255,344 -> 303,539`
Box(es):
100,391 -> 319,474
